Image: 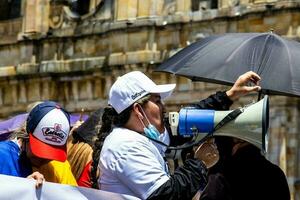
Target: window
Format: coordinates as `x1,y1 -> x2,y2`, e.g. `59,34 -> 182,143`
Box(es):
60,0 -> 105,20
0,0 -> 21,21
69,0 -> 91,16
191,0 -> 218,11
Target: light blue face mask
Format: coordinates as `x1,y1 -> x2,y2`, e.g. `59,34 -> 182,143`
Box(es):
144,124 -> 160,140
137,104 -> 161,140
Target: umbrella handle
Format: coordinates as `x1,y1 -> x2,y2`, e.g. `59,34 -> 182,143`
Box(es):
257,90 -> 262,101
79,108 -> 85,121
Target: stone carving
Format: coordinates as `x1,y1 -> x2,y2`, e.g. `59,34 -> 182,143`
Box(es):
49,4 -> 64,29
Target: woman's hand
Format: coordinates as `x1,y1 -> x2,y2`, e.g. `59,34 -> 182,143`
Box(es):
194,138 -> 219,169
226,71 -> 261,101
27,171 -> 45,188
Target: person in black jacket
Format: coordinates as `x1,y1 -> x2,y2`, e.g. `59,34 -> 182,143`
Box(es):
200,137 -> 290,200
91,70 -> 261,200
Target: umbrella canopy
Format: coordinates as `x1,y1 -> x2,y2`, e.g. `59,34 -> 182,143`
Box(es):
156,32 -> 300,97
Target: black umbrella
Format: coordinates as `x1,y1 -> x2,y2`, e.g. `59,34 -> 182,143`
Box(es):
156,32 -> 300,97
72,108 -> 104,146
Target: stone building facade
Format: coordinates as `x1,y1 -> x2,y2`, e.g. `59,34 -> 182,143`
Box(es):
0,0 -> 299,199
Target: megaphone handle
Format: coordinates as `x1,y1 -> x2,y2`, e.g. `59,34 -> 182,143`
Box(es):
257,90 -> 262,101
79,108 -> 84,121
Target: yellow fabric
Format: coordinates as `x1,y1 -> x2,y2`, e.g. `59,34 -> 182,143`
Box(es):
33,160 -> 77,186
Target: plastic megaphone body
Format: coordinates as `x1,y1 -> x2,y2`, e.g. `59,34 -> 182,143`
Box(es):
169,95 -> 269,152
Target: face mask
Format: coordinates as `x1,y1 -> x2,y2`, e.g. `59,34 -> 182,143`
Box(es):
137,104 -> 161,140
144,124 -> 161,140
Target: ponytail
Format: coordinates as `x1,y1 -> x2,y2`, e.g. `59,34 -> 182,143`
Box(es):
91,106 -> 115,189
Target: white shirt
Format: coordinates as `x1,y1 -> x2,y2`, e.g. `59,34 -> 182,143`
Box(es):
99,127 -> 170,200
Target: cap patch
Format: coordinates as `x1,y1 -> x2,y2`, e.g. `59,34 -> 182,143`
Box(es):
42,123 -> 67,144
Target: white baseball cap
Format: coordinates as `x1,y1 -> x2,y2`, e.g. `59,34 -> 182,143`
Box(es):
26,101 -> 70,162
109,71 -> 176,113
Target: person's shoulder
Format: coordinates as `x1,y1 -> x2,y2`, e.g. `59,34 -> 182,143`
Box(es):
104,128 -> 158,155
0,140 -> 19,152
0,140 -> 16,146
0,141 -> 20,165
108,128 -> 149,145
261,159 -> 290,198
102,128 -> 149,155
261,158 -> 288,178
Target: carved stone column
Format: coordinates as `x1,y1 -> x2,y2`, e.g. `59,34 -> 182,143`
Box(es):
176,0 -> 191,13
116,0 -> 138,20
72,80 -> 79,101
18,80 -> 27,103
27,78 -> 41,102
9,80 -> 18,105
137,0 -> 163,17
41,78 -> 51,100
22,0 -> 50,38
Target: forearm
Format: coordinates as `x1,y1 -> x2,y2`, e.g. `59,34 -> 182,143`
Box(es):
147,159 -> 207,200
193,91 -> 233,110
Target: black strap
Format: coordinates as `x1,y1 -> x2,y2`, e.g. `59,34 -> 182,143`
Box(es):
211,108 -> 243,134
147,133 -> 207,150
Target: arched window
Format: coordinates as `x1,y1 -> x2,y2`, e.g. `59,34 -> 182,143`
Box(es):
0,0 -> 21,21
69,0 -> 91,16
60,0 -> 104,20
191,0 -> 218,11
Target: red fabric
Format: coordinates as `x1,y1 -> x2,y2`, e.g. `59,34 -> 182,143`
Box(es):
29,134 -> 67,162
77,161 -> 92,188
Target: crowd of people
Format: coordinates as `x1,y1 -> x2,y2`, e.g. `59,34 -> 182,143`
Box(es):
0,70 -> 290,200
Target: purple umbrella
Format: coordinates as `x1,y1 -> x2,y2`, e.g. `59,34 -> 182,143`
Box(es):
0,113 -> 89,141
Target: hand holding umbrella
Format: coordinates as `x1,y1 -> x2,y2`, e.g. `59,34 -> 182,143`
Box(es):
226,71 -> 261,101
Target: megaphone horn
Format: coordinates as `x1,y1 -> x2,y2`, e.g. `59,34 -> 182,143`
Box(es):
169,95 -> 269,152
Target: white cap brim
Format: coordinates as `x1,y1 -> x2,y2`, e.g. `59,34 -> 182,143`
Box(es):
149,83 -> 176,99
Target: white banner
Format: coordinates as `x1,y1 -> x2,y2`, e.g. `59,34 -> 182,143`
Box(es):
0,174 -> 140,200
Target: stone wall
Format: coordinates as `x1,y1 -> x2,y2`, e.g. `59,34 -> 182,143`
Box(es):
0,0 -> 299,199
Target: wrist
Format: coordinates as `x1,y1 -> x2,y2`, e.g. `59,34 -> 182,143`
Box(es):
226,89 -> 236,101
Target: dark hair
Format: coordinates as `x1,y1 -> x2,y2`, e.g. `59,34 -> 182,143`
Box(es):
90,105 -> 131,188
90,95 -> 150,189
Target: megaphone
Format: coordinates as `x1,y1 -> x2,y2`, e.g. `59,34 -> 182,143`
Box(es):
169,95 -> 269,152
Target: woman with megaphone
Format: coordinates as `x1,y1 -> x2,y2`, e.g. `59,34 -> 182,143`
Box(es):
91,71 -> 261,200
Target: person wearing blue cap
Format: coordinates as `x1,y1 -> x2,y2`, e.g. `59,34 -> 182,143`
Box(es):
0,101 -> 77,186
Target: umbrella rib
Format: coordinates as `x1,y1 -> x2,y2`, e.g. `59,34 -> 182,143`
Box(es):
256,35 -> 272,75
257,39 -> 268,75
225,34 -> 261,69
277,35 -> 292,68
276,35 -> 293,90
